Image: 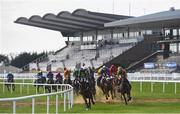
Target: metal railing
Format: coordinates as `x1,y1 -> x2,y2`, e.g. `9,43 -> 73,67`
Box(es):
0,82 -> 73,114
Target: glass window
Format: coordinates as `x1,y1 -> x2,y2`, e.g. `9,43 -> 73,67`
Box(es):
146,30 -> 152,34
170,43 -> 177,53
97,35 -> 103,40
173,29 -> 177,36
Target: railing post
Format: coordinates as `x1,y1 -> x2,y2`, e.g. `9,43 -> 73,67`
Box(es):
32,98 -> 35,114
3,81 -> 5,93
71,88 -> 74,108
47,96 -> 50,114
11,84 -> 13,94
151,82 -> 153,93
163,82 -> 165,93
140,81 -> 142,92
64,92 -> 66,112
56,95 -> 58,114
13,101 -> 16,114
44,85 -> 46,94
36,85 -> 38,94
27,84 -> 29,94
68,91 -> 70,110
61,85 -> 63,97
20,84 -> 22,94
175,82 -> 177,94
51,85 -> 52,93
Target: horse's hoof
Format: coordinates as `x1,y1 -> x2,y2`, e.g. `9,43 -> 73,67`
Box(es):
128,97 -> 132,101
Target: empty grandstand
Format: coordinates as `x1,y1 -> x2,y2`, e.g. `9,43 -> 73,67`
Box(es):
15,8 -> 180,72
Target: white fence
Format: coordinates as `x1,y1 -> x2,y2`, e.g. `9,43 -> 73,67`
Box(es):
0,82 -> 73,114
127,72 -> 180,81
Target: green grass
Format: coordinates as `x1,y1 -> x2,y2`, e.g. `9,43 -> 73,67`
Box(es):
1,81 -> 180,113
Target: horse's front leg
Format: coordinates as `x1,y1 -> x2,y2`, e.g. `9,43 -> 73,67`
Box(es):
122,93 -> 127,105
88,98 -> 91,109
83,96 -> 88,110
12,84 -> 15,91
6,85 -> 10,92
110,90 -> 114,99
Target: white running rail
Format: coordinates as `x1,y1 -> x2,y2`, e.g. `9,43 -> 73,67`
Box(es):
0,82 -> 73,114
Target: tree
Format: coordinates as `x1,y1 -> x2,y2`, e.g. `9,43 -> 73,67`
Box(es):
0,54 -> 9,66
10,52 -> 46,68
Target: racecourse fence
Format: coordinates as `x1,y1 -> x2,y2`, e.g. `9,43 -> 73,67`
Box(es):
0,82 -> 73,114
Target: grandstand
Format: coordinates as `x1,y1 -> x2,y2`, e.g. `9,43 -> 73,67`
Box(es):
15,8 -> 180,72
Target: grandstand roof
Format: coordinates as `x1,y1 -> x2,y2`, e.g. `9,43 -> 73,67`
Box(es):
15,9 -> 132,37
105,9 -> 180,29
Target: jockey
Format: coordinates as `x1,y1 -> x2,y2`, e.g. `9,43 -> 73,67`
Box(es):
109,64 -> 117,77
100,65 -> 110,78
79,63 -> 88,82
64,67 -> 70,80
117,66 -> 131,86
117,66 -> 126,79
55,71 -> 63,83
47,71 -> 54,81
7,72 -> 14,82
73,68 -> 79,80
37,71 -> 43,79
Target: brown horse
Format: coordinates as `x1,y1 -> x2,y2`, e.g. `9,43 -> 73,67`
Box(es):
118,77 -> 132,105
102,77 -> 116,100
79,80 -> 95,110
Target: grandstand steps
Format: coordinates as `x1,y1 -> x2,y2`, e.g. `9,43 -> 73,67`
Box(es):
103,35 -> 162,70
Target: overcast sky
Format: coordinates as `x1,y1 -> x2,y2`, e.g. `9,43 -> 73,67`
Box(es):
0,0 -> 180,55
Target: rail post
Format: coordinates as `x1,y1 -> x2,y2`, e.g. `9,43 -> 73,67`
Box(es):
56,94 -> 58,114
13,101 -> 16,114
32,98 -> 35,114
175,82 -> 177,94
47,95 -> 50,114
163,82 -> 165,93
64,92 -> 66,112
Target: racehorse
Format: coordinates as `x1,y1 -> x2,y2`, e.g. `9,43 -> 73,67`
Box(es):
64,77 -> 72,85
87,67 -> 96,100
5,78 -> 15,92
118,76 -> 132,105
72,78 -> 80,95
102,77 -> 116,100
34,77 -> 46,93
79,80 -> 95,110
97,74 -> 115,100
46,79 -> 58,93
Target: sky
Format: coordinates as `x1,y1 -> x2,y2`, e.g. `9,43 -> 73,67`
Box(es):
0,0 -> 180,55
